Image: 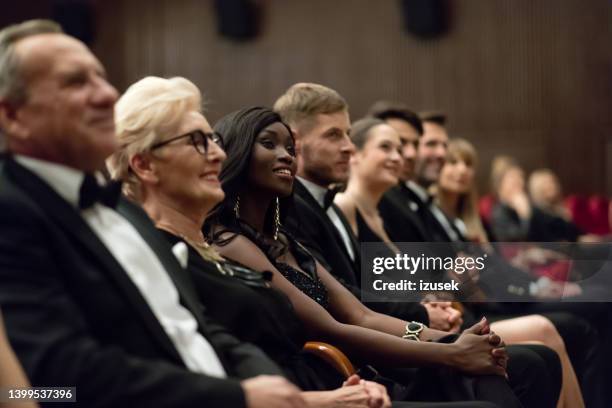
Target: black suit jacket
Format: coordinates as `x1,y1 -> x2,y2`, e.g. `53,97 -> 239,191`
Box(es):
289,180 -> 360,287
287,180 -> 429,323
380,184 -> 446,243
0,158 -> 282,408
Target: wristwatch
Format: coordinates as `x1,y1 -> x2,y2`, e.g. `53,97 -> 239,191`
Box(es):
402,321 -> 425,341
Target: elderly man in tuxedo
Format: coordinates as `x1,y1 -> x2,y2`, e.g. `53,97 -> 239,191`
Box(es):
0,19 -> 305,408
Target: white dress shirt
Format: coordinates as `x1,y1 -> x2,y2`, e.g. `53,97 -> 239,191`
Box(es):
298,177 -> 355,261
15,156 -> 227,378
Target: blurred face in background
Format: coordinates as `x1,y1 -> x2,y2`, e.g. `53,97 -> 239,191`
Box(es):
296,110 -> 355,186
6,33 -> 118,171
385,118 -> 419,182
439,151 -> 475,196
416,121 -> 448,187
497,166 -> 526,204
529,172 -> 561,206
351,124 -> 403,190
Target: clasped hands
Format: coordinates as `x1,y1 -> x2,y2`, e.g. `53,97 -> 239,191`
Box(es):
422,300 -> 463,333
453,316 -> 509,378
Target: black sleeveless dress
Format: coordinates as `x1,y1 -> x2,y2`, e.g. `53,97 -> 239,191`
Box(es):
161,230 -> 343,391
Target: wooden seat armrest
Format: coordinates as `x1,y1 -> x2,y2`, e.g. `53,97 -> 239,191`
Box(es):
303,341 -> 356,378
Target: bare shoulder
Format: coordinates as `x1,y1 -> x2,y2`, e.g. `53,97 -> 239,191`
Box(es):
211,231 -> 273,272
333,192 -> 355,219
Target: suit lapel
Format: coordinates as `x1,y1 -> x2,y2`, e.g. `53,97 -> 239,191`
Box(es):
330,203 -> 361,271
394,184 -> 433,241
402,185 -> 453,242
294,180 -> 358,266
6,159 -> 184,364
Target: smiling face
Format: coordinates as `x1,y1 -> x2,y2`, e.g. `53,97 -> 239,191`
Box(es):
416,121 -> 448,187
248,121 -> 297,198
385,117 -> 420,182
148,111 -> 226,209
7,33 -> 118,171
439,151 -> 476,196
297,110 -> 354,186
352,124 -> 403,189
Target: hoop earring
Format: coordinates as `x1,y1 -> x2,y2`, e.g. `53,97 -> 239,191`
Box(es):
273,197 -> 281,241
234,196 -> 240,218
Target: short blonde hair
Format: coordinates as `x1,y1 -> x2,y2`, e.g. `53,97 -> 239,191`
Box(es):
273,82 -> 347,132
106,76 -> 203,201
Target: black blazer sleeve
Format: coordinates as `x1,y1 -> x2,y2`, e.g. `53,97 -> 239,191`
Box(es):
202,314 -> 285,379
0,194 -> 246,408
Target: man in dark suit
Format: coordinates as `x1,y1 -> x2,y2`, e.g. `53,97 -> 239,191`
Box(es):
276,84 -> 439,326
0,19 -> 305,408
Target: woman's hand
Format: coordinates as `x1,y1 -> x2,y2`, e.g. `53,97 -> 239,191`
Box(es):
450,318 -> 507,377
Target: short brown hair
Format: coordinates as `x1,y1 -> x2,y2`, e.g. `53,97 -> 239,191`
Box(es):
419,110 -> 447,126
273,82 -> 348,132
367,100 -> 423,135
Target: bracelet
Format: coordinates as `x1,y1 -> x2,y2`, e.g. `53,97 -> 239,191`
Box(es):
402,321 -> 425,341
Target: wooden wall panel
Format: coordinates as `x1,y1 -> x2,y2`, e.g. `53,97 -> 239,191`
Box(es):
92,0 -> 612,194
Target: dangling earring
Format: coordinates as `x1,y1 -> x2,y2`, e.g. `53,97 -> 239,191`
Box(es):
234,196 -> 240,218
273,197 -> 281,241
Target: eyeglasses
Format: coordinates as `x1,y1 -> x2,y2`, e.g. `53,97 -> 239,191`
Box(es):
150,130 -> 224,155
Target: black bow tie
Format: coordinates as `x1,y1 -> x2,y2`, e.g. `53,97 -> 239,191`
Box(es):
79,174 -> 122,209
323,185 -> 342,210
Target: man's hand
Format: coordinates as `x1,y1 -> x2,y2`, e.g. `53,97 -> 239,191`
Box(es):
341,375 -> 391,408
242,375 -> 306,408
422,301 -> 463,332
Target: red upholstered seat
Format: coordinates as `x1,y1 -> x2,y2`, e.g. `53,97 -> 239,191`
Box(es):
479,194 -> 496,226
588,195 -> 610,235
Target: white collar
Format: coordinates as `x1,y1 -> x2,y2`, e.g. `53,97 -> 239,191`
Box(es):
297,176 -> 327,208
406,180 -> 429,203
14,155 -> 85,208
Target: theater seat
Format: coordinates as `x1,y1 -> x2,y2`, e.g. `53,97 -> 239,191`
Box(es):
303,341 -> 356,377
588,195 -> 610,235
478,195 -> 496,227
565,195 -> 591,233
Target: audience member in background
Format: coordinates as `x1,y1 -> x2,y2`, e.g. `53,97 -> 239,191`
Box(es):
528,169 -> 600,243
205,105 -> 566,408
333,117 -> 460,331
108,76 -> 392,408
368,102 -> 463,331
491,159 -> 582,243
0,312 -> 38,408
0,19 -> 305,408
333,118 -> 403,255
277,85 -> 444,330
528,169 -> 572,220
434,139 -> 585,408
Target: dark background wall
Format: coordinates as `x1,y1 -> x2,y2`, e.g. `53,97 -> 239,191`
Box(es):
3,0 -> 611,195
